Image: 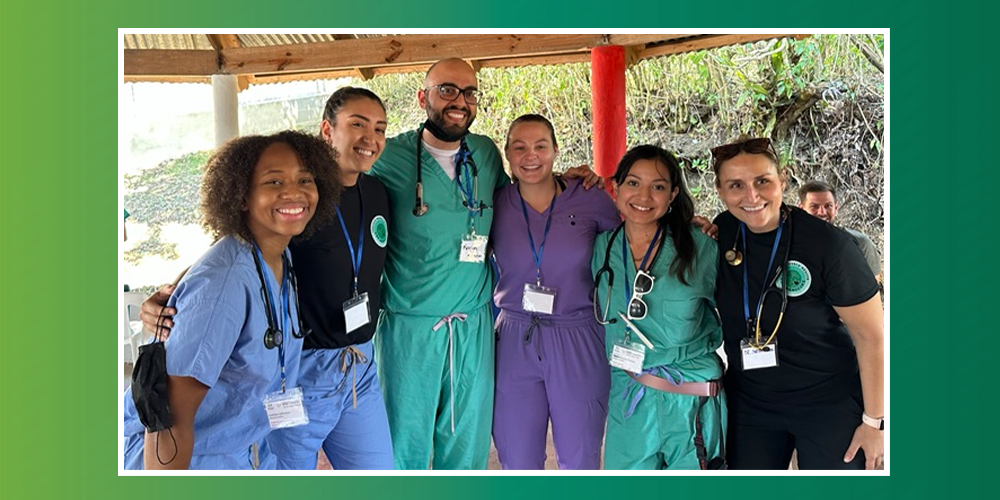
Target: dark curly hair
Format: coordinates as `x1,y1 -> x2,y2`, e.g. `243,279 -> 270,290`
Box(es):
613,145 -> 696,285
200,130 -> 341,243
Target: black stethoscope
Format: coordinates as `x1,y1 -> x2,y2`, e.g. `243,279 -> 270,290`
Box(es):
727,207 -> 793,349
412,126 -> 488,218
592,222 -> 667,325
250,243 -> 311,350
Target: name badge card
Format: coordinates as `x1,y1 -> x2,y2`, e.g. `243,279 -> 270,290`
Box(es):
460,234 -> 488,263
740,338 -> 779,370
610,340 -> 646,374
523,284 -> 557,314
262,387 -> 309,429
343,292 -> 371,333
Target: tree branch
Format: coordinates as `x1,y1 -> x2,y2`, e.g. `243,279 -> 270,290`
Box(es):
852,37 -> 884,74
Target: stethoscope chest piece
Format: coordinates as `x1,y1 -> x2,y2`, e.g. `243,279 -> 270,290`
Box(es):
264,327 -> 283,350
413,181 -> 429,217
725,248 -> 743,266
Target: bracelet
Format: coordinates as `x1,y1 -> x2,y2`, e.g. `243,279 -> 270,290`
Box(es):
862,413 -> 884,430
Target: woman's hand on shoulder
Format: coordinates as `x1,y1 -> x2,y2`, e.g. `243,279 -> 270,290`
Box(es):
140,284 -> 177,341
692,215 -> 719,240
560,164 -> 603,189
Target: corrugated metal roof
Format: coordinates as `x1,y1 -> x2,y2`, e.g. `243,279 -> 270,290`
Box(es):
123,34 -> 214,50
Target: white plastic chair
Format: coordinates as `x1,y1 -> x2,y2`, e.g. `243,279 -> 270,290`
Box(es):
123,291 -> 147,364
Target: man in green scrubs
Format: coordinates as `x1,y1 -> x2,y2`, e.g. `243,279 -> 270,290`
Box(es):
369,58 -> 508,469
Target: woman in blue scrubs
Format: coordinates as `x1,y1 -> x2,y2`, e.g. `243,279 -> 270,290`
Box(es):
123,130 -> 340,470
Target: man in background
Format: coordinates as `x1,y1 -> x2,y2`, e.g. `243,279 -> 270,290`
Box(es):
798,181 -> 882,280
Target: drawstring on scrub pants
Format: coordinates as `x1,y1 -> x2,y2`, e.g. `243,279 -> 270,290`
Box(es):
336,345 -> 368,409
432,313 -> 468,433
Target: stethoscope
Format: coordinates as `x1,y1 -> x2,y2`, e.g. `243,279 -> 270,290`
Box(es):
250,243 -> 312,350
726,208 -> 793,349
412,126 -> 489,218
592,222 -> 667,325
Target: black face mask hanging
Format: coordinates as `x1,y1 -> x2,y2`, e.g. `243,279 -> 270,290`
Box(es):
131,341 -> 173,432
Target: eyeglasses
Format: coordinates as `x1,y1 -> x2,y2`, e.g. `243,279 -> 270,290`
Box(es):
627,270 -> 655,320
710,137 -> 778,170
426,84 -> 483,105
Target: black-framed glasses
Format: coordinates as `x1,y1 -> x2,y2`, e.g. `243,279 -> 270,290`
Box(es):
627,270 -> 655,320
426,84 -> 483,105
710,137 -> 778,170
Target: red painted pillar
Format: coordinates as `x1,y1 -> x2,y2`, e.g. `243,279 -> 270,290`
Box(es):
591,45 -> 627,195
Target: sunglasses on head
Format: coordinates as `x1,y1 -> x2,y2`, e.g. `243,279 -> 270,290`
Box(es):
710,138 -> 777,169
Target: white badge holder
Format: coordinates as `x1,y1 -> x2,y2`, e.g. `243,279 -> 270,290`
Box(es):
610,340 -> 646,374
740,338 -> 779,370
459,234 -> 488,263
343,292 -> 371,333
262,386 -> 309,429
523,283 -> 557,314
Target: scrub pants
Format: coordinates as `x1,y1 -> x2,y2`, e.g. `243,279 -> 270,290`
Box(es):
604,369 -> 726,470
492,310 -> 609,470
123,433 -> 277,470
727,388 -> 866,470
267,341 -> 395,470
374,304 -> 495,470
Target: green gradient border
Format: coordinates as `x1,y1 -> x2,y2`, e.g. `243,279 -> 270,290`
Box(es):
2,0 -> 935,498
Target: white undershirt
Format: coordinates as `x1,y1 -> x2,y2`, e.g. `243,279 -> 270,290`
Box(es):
422,140 -> 459,181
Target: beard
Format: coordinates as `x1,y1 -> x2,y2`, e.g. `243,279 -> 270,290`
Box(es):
424,105 -> 476,143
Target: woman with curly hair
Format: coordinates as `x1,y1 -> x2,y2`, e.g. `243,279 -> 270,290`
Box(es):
123,130 -> 341,470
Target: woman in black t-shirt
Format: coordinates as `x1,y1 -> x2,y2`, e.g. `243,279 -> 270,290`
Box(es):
710,138 -> 884,470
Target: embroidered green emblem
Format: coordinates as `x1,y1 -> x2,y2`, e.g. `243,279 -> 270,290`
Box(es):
371,215 -> 388,248
779,260 -> 812,297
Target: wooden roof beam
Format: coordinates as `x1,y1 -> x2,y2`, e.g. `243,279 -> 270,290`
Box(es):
252,69 -> 359,85
638,34 -> 809,59
124,49 -> 219,77
206,34 -> 251,91
219,34 -> 674,76
330,33 -> 374,80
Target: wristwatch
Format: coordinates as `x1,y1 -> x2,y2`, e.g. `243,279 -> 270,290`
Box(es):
862,413 -> 885,430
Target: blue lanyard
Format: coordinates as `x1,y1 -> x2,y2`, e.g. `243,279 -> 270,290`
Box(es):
334,189 -> 365,297
622,225 -> 663,305
518,182 -> 558,286
256,246 -> 292,392
741,220 -> 784,326
454,141 -> 480,229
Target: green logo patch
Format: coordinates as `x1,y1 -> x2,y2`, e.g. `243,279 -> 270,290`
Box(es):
371,215 -> 388,248
778,260 -> 812,297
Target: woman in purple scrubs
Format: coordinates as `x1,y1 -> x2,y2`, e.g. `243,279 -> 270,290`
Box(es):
490,115 -> 621,469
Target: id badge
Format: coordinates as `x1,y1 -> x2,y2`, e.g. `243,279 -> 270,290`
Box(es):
609,340 -> 646,374
262,387 -> 309,429
740,338 -> 779,370
522,283 -> 557,314
343,292 -> 370,333
459,234 -> 488,263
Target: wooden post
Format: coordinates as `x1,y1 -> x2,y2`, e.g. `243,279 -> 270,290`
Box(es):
591,45 -> 627,194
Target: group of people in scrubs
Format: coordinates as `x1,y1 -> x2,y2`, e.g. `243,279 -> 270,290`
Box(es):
124,57 -> 884,471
